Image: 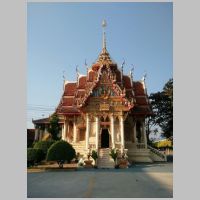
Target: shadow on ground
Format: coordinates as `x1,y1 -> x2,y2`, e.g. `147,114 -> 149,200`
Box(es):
27,163 -> 173,198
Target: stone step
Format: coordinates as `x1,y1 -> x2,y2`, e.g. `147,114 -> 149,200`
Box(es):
98,163 -> 114,166
97,149 -> 114,168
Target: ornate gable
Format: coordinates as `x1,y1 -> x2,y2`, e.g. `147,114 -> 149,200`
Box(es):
55,20 -> 151,117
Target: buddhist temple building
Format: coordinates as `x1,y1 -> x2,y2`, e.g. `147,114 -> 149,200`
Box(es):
32,20 -> 165,167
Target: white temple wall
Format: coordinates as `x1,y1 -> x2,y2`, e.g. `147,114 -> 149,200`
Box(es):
89,121 -> 96,137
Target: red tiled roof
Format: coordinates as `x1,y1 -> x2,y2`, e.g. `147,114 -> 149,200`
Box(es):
88,70 -> 95,82
33,117 -> 64,125
62,97 -> 74,106
134,81 -> 145,96
135,97 -> 148,105
32,117 -> 49,124
115,69 -> 122,82
76,90 -> 85,98
54,61 -> 151,116
123,75 -> 132,89
57,107 -> 81,115
78,76 -> 86,89
132,106 -> 152,115
64,82 -> 77,96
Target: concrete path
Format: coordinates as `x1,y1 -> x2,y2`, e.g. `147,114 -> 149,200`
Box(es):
27,163 -> 173,198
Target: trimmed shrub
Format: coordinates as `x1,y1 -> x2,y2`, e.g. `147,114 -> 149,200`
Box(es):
33,140 -> 55,155
27,148 -> 44,167
46,140 -> 76,168
35,149 -> 45,163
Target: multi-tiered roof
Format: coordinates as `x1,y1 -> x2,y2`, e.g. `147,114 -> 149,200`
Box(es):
33,20 -> 152,125
56,45 -> 152,117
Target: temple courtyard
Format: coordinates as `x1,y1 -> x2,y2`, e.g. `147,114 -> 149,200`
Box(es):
27,163 -> 173,198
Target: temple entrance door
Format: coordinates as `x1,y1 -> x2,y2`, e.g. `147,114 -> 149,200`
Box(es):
101,129 -> 109,148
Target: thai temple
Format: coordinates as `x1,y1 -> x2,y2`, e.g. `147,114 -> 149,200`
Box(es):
33,20 -> 166,167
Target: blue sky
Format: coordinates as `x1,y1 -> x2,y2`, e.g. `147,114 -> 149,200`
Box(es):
27,2 -> 173,128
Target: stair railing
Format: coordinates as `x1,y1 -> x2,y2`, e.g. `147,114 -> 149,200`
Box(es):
148,145 -> 167,161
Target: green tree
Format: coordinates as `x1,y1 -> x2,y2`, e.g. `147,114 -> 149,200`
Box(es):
148,78 -> 173,138
47,114 -> 61,140
27,148 -> 44,167
46,140 -> 76,168
33,140 -> 55,158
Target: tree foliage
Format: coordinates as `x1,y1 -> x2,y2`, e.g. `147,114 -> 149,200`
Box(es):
148,78 -> 173,138
27,148 -> 44,167
33,140 -> 55,157
153,139 -> 173,149
46,140 -> 76,168
47,114 -> 61,140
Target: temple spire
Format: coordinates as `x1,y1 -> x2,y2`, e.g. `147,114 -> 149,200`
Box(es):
97,19 -> 113,64
102,19 -> 107,50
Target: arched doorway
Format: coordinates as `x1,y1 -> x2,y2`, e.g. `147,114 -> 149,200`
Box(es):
101,129 -> 109,148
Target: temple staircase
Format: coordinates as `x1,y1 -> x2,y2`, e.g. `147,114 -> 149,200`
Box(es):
148,145 -> 167,162
97,148 -> 114,168
72,141 -> 86,157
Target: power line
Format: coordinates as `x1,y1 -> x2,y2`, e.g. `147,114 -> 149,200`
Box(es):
27,104 -> 56,108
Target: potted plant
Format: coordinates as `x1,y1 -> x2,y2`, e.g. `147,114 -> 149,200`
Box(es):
119,149 -> 129,168
109,148 -> 118,169
91,150 -> 98,168
84,148 -> 93,168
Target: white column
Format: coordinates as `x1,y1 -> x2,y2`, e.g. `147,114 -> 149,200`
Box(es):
110,114 -> 115,148
73,119 -> 77,143
62,121 -> 66,141
134,121 -> 137,143
61,124 -> 64,140
120,115 -> 125,151
34,128 -> 39,141
140,122 -> 143,143
45,125 -> 49,134
143,120 -> 147,148
95,116 -> 99,149
85,114 -> 90,150
62,120 -> 67,141
39,129 -> 43,141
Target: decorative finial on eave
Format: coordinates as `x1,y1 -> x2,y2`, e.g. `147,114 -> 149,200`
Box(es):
76,65 -> 80,82
62,70 -> 66,81
121,59 -> 125,87
102,19 -> 107,50
141,71 -> 147,92
141,71 -> 147,82
129,64 -> 134,87
76,65 -> 79,75
62,70 -> 66,91
130,64 -> 134,79
84,59 -> 87,68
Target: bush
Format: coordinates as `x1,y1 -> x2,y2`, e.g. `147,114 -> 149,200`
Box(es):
46,140 -> 76,168
35,149 -> 44,163
27,148 -> 44,167
33,140 -> 55,156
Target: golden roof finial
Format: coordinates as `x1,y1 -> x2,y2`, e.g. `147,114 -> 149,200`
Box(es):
102,19 -> 107,50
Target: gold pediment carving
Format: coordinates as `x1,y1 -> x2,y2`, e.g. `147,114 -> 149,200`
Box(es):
99,103 -> 110,111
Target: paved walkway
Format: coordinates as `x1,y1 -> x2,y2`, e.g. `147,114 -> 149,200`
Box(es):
27,163 -> 173,198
